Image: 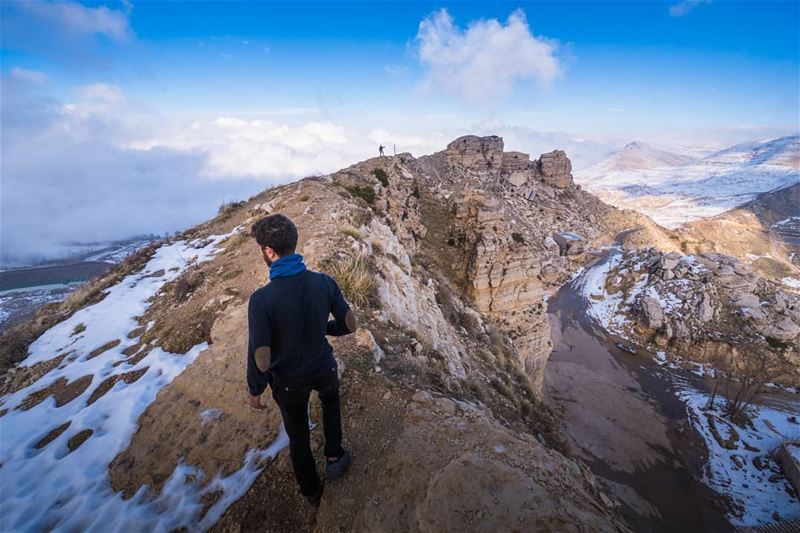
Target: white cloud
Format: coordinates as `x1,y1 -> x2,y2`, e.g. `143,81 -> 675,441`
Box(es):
0,73 -> 641,266
17,0 -> 132,41
0,0 -> 132,67
416,9 -> 562,103
0,77 -> 246,266
9,67 -> 48,84
669,0 -> 710,17
135,117 -> 359,180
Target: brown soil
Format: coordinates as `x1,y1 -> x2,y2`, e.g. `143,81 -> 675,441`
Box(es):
545,260 -> 734,532
18,374 -> 94,410
88,339 -> 122,359
678,186 -> 799,281
35,421 -> 72,449
68,429 -> 94,451
87,368 -> 148,405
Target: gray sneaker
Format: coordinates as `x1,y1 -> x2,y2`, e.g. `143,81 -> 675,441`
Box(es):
325,450 -> 351,480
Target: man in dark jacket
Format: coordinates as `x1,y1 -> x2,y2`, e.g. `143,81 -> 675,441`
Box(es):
247,214 -> 355,506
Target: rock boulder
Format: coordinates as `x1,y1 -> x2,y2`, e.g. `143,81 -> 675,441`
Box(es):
536,150 -> 573,188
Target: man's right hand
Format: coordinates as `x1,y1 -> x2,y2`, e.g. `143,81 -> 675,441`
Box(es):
248,393 -> 267,410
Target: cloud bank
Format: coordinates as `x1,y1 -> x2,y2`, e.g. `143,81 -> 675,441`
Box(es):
417,9 -> 562,103
0,75 -> 375,267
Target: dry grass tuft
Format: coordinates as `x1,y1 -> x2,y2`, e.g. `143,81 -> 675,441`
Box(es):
323,253 -> 377,308
339,225 -> 363,240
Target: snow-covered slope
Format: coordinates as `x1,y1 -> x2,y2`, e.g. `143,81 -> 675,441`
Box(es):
576,136 -> 800,228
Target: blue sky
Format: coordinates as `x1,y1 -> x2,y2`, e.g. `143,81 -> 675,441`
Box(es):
1,0 -> 798,264
3,1 -> 798,135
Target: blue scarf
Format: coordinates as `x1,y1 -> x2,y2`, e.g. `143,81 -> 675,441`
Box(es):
269,253 -> 307,280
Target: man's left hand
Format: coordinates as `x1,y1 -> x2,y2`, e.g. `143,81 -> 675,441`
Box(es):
248,393 -> 267,410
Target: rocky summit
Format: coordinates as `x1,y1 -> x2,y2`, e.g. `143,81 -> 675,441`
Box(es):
0,135 -> 797,532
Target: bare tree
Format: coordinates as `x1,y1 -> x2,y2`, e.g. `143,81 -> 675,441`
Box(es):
712,346 -> 788,422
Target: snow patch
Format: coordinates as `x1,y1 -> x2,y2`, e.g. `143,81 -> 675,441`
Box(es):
200,408 -> 222,426
0,231 -> 286,532
677,388 -> 800,525
781,277 -> 800,289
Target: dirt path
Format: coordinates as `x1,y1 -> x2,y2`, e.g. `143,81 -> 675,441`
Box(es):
211,337 -> 411,533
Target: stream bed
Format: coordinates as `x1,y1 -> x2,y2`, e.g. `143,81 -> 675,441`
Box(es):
545,244 -> 800,532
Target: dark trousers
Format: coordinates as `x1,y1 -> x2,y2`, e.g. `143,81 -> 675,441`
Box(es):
271,365 -> 344,496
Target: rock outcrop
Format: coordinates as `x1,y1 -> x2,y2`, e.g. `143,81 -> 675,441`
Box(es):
537,149 -> 574,188
406,135 -> 674,395
437,136 -> 574,190
600,247 -> 800,386
442,135 -> 505,179
553,231 -> 586,256
501,151 -> 533,186
448,188 -> 551,391
349,390 -> 623,532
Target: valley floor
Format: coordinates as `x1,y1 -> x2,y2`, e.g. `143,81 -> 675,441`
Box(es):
546,245 -> 800,530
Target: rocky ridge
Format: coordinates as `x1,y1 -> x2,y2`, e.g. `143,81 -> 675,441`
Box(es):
677,182 -> 800,279
334,135 -> 675,395
1,134 -> 683,532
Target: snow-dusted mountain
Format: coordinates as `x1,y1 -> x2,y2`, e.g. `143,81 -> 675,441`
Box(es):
583,141 -> 696,174
576,135 -> 800,228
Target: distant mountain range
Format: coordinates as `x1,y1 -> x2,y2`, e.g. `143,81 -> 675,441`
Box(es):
575,135 -> 800,228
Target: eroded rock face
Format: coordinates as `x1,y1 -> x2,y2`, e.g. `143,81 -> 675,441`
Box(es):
501,151 -> 533,187
536,150 -> 574,189
330,155 -> 427,253
451,188 -> 551,393
406,136 -> 676,395
442,135 -> 505,178
553,231 -> 586,256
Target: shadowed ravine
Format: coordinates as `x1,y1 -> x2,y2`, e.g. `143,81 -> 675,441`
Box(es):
544,243 -> 735,532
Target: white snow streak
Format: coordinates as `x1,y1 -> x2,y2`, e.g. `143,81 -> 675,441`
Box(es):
0,231 -> 290,532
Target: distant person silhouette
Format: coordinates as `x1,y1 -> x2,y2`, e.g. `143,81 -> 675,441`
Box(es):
247,214 -> 355,507
379,144 -> 385,156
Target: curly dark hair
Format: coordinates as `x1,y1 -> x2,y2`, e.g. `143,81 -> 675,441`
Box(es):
251,214 -> 298,256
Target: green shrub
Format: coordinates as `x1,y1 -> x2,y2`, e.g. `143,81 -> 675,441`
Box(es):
346,185 -> 376,205
765,336 -> 788,349
225,232 -> 249,250
372,168 -> 389,187
217,200 -> 245,222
